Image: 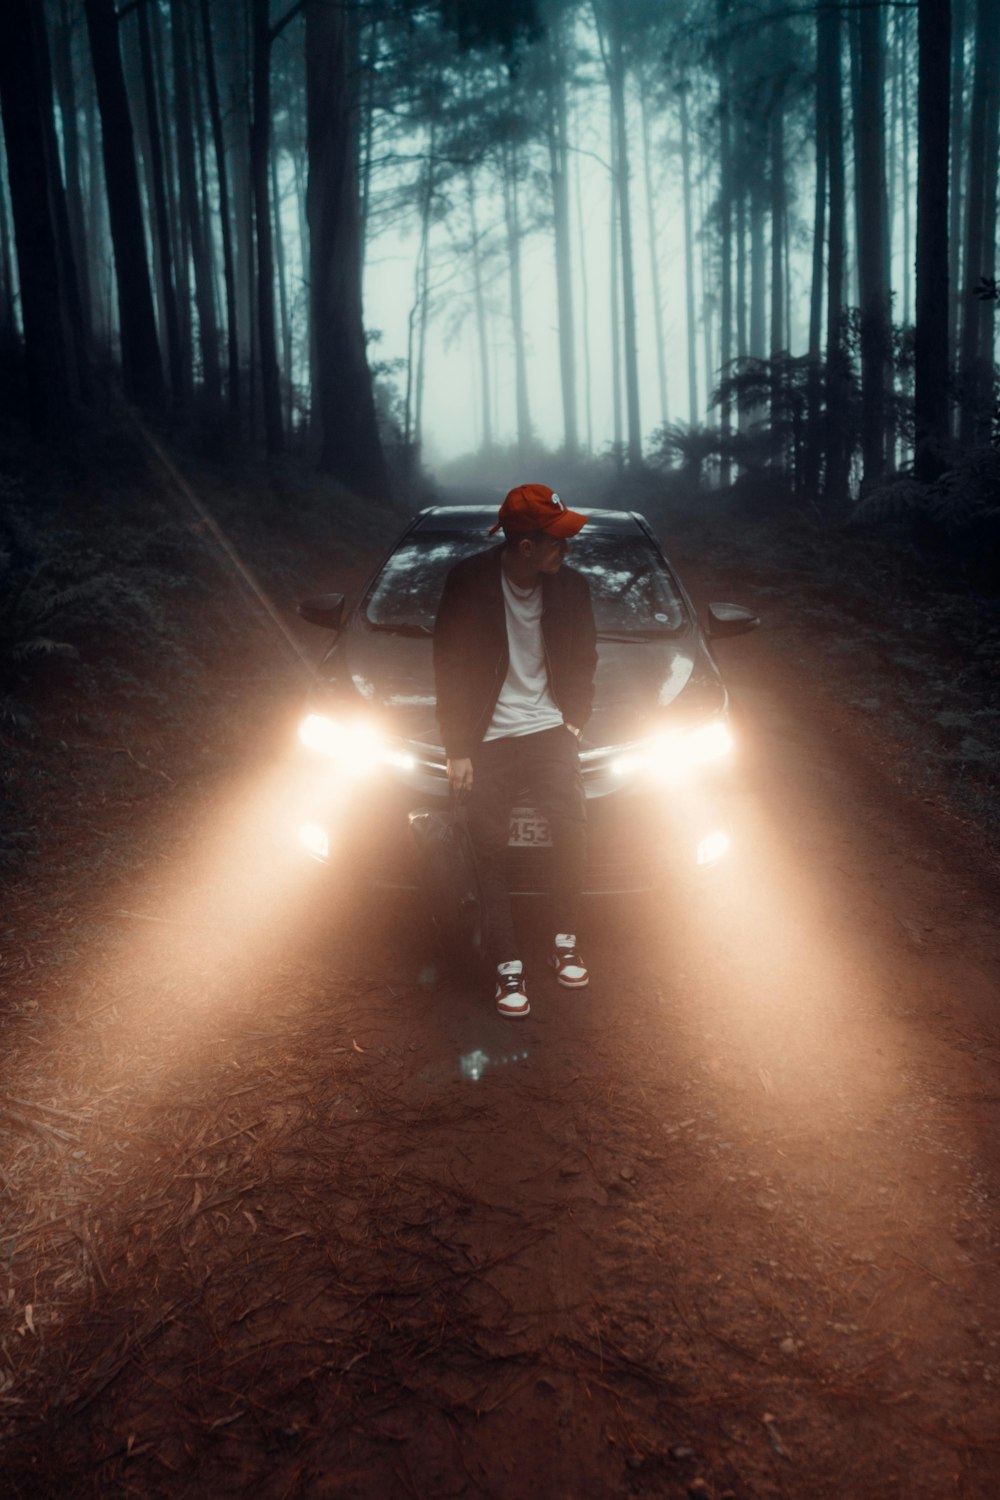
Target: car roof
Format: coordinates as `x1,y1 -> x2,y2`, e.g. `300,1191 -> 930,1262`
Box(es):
413,505 -> 650,535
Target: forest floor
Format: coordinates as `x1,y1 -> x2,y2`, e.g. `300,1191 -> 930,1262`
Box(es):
2,471 -> 1000,1498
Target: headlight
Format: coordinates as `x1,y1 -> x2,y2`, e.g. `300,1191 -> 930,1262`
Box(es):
297,713 -> 415,775
611,717 -> 734,781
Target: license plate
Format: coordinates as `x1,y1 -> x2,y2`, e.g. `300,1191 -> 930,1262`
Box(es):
508,806 -> 552,847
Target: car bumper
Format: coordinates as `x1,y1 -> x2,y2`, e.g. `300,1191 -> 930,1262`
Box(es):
290,759 -> 734,896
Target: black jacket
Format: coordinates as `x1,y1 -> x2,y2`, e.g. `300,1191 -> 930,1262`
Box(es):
433,545 -> 598,758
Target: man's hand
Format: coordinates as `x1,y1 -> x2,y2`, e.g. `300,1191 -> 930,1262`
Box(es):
564,722 -> 582,740
447,756 -> 474,795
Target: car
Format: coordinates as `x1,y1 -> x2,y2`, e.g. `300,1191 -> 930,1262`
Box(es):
291,505 -> 758,896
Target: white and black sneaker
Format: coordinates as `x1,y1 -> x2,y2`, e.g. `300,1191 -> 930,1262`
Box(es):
495,960 -> 530,1018
550,934 -> 589,989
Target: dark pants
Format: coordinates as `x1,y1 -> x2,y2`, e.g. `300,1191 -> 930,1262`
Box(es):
467,726 -> 586,965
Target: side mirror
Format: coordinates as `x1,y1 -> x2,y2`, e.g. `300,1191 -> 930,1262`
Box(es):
707,602 -> 760,639
298,592 -> 346,631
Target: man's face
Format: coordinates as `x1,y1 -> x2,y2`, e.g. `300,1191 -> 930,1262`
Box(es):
525,533 -> 568,574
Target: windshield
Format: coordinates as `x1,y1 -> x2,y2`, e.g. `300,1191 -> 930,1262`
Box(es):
364,530 -> 687,636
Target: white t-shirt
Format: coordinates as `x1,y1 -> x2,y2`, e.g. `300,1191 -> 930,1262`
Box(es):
484,569 -> 565,741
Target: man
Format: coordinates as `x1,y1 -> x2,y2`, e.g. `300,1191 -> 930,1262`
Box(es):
433,483 -> 598,1018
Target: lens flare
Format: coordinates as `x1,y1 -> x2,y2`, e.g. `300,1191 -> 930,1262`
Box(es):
696,829 -> 730,866
298,821 -> 330,860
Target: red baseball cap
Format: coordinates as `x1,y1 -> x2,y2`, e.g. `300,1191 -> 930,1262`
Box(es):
488,483 -> 587,538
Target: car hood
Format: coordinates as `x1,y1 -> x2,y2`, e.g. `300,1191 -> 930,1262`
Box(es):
320,623 -> 727,749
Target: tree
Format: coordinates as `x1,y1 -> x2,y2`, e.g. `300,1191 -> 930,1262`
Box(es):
593,0 -> 642,464
132,0 -> 184,399
170,0 -> 220,404
819,0 -> 849,500
199,0 -> 240,414
0,0 -> 78,438
251,0 -> 283,454
51,0 -> 93,341
83,0 -> 163,408
544,10 -> 578,457
958,0 -> 1000,443
855,1 -> 891,488
306,0 -> 389,497
914,0 -> 951,482
716,1 -> 733,485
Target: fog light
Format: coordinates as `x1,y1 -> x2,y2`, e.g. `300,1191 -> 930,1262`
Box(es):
298,821 -> 329,860
696,829 -> 730,866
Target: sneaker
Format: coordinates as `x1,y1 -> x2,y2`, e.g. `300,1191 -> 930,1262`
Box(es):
495,960 -> 530,1018
550,934 -> 589,988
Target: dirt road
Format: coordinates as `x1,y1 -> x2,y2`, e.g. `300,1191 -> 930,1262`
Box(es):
3,537 -> 1000,1498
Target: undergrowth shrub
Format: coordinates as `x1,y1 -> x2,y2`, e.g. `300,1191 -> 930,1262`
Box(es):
853,446 -> 1000,587
0,478 -> 196,736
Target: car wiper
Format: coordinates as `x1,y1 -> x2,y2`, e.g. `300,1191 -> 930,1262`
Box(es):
366,621 -> 433,637
596,627 -> 682,642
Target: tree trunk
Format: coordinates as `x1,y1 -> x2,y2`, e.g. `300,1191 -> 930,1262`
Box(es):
135,1 -> 184,400
305,0 -> 389,496
975,3 -> 1000,427
606,10 -> 642,464
501,131 -> 532,461
885,11 -> 900,470
292,146 -> 309,293
736,185 -> 747,363
769,86 -> 785,464
573,96 -> 594,454
125,12 -> 166,358
609,119 -> 623,464
821,0 -> 849,500
679,80 -> 699,424
200,0 -> 239,416
855,2 -> 890,488
271,141 -> 293,433
52,0 -> 92,339
900,7 -> 913,330
171,0 -> 219,404
148,0 -> 188,376
546,18 -> 578,458
30,2 -> 88,399
697,109 -> 715,451
0,0 -> 76,437
640,76 -> 669,432
716,5 -> 732,484
83,60 -> 110,345
225,3 -> 253,377
749,174 -> 766,360
949,0 -> 967,388
848,8 -> 863,307
359,15 -> 379,266
915,0 -> 951,483
0,166 -> 16,337
251,0 -> 282,452
190,12 -> 221,351
411,126 -> 435,452
83,0 -> 162,406
958,0 -> 1000,445
804,4 -> 828,501
466,169 -> 492,453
